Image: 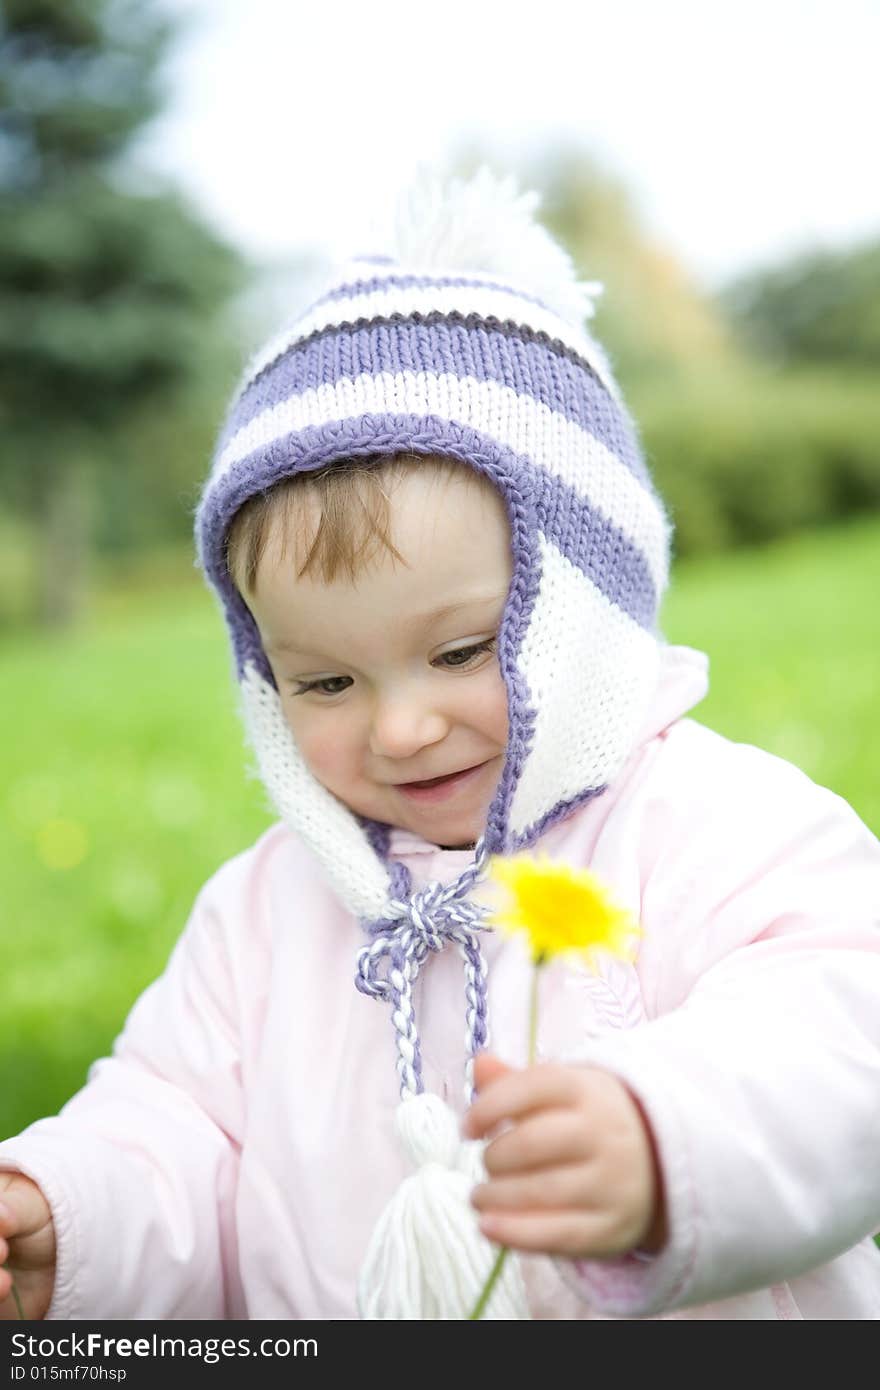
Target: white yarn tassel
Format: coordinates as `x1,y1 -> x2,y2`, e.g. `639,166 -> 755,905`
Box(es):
393,164 -> 603,329
357,1092 -> 531,1319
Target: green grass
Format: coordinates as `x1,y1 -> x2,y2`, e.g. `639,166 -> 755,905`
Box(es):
661,512 -> 880,831
1,515 -> 879,1140
1,566 -> 274,1136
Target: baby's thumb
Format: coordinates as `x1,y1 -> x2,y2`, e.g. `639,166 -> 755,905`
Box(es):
0,1174 -> 51,1240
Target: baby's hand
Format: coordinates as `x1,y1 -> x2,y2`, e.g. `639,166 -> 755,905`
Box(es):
0,1173 -> 56,1320
463,1053 -> 667,1259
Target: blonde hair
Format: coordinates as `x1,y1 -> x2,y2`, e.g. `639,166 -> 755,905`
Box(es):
225,453 -> 488,595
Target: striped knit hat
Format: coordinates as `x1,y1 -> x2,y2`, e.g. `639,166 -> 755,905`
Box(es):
196,167 -> 671,1316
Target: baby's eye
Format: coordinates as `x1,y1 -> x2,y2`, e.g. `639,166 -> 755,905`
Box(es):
435,639 -> 496,670
292,676 -> 352,697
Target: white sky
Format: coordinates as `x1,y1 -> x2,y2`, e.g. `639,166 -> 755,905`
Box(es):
137,0 -> 880,291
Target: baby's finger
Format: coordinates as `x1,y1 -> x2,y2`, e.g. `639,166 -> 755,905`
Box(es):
0,1202 -> 15,1239
473,1162 -> 593,1214
482,1108 -> 592,1176
477,1207 -> 627,1259
463,1063 -> 584,1139
472,1053 -> 513,1090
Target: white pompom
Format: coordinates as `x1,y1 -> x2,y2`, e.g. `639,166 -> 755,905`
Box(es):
390,163 -> 603,330
357,1092 -> 531,1320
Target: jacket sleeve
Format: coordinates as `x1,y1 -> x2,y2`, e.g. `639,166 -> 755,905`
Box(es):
0,857 -> 250,1320
556,727 -> 880,1318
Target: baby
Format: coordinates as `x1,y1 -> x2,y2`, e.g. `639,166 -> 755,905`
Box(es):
1,169 -> 878,1321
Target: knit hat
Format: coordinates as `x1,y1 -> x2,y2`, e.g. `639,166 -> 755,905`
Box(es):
195,166 -> 671,1317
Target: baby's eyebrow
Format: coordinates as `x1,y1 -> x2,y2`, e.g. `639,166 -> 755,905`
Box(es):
398,593 -> 507,634
268,593 -> 506,657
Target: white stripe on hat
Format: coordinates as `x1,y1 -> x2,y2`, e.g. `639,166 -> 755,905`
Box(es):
212,370 -> 668,596
508,535 -> 661,838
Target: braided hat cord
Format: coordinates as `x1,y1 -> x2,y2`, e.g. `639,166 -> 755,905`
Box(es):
356,838 -> 492,1103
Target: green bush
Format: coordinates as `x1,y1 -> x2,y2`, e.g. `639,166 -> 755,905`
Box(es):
630,366 -> 880,558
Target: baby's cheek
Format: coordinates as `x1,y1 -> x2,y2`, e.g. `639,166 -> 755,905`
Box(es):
294,721 -> 353,785
470,670 -> 510,744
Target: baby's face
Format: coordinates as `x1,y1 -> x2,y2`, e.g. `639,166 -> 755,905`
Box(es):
248,467 -> 512,847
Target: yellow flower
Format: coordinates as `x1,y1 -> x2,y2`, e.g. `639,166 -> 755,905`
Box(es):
468,851 -> 642,1319
485,852 -> 640,968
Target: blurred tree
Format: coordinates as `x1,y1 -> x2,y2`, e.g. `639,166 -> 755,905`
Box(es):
720,239 -> 880,366
445,140 -> 880,555
0,0 -> 246,627
532,146 -> 734,383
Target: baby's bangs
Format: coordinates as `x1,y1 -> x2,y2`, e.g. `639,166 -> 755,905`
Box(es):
225,453 -> 484,593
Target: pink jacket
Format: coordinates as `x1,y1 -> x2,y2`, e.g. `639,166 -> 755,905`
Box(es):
3,645 -> 880,1320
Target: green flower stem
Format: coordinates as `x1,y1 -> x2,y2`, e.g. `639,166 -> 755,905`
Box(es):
528,956 -> 541,1062
469,962 -> 541,1320
4,1265 -> 24,1320
468,1244 -> 508,1320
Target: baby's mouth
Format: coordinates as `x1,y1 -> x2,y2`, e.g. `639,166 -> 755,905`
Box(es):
399,763 -> 484,789
394,761 -> 483,795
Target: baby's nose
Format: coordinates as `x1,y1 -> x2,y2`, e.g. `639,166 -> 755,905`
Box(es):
368,695 -> 449,758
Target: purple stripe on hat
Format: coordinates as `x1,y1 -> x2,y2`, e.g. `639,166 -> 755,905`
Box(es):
219,315 -> 647,490
237,310 -> 602,412
535,470 -> 658,627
